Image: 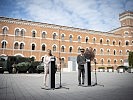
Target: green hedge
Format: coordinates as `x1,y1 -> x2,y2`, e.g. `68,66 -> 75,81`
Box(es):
16,62 -> 31,72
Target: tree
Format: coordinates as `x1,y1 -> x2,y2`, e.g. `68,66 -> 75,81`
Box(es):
128,51 -> 133,67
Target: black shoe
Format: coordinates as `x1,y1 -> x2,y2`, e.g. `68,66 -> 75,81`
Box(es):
78,83 -> 81,86
82,83 -> 84,85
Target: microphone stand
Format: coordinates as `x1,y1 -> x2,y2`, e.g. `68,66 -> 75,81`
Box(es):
55,27 -> 69,90
92,61 -> 104,87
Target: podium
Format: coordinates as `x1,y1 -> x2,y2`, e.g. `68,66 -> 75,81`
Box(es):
84,59 -> 91,86
48,56 -> 56,89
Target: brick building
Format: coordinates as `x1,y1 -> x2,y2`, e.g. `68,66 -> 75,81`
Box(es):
0,11 -> 133,70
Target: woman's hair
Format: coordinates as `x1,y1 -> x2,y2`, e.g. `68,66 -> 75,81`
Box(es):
47,49 -> 53,56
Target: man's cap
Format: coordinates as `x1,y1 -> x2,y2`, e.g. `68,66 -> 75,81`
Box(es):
80,48 -> 85,52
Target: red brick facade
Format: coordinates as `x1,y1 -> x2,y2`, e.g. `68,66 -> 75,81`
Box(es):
0,11 -> 133,70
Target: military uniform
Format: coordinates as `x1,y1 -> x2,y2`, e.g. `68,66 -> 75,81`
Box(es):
77,49 -> 86,85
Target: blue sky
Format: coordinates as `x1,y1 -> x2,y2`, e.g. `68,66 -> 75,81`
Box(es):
0,0 -> 133,32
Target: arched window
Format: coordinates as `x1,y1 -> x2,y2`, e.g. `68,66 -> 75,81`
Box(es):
93,49 -> 96,54
20,43 -> 24,49
120,50 -> 122,55
85,37 -> 89,43
14,42 -> 19,49
92,37 -> 96,43
61,46 -> 65,52
114,50 -> 116,55
53,45 -> 56,51
3,27 -> 8,34
69,47 -> 72,53
114,60 -> 117,64
42,44 -> 46,51
113,41 -> 115,45
32,31 -> 36,37
42,32 -> 46,38
126,50 -> 129,55
120,59 -> 123,64
100,49 -> 104,55
107,49 -> 110,55
69,35 -> 73,42
20,29 -> 25,36
118,41 -> 121,46
77,36 -> 81,42
101,59 -> 104,65
32,44 -> 35,50
2,41 -> 7,48
125,41 -> 129,46
100,39 -> 103,44
53,33 -> 57,39
108,59 -> 111,65
15,29 -> 19,36
61,34 -> 65,41
78,47 -> 81,53
107,39 -> 109,45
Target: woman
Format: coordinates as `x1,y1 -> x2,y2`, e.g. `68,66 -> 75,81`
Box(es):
43,49 -> 52,87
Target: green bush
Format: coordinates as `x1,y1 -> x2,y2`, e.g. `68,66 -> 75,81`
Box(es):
16,62 -> 31,73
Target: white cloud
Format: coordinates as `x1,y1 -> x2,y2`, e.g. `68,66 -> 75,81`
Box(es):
13,0 -> 133,32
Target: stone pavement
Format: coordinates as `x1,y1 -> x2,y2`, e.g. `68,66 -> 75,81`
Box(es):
0,72 -> 133,100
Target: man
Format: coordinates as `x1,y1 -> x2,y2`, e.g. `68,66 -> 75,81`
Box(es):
77,48 -> 86,86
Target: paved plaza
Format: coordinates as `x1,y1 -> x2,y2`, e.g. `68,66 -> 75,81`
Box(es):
0,72 -> 133,100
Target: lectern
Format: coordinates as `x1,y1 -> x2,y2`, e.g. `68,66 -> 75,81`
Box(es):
49,56 -> 56,89
84,59 -> 91,86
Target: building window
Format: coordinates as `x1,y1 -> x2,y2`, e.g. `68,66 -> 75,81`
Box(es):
69,35 -> 73,42
113,41 -> 115,45
3,27 -> 8,34
100,39 -> 103,44
93,49 -> 96,54
53,33 -> 57,40
114,50 -> 116,55
108,60 -> 111,65
32,31 -> 36,37
20,29 -> 25,36
77,36 -> 81,42
78,47 -> 81,53
20,43 -> 24,49
126,50 -> 129,55
61,58 -> 65,63
100,49 -> 104,55
125,41 -> 129,46
101,59 -> 104,65
114,60 -> 117,64
120,60 -> 123,64
14,42 -> 19,49
61,34 -> 65,41
69,47 -> 72,53
2,41 -> 6,48
85,37 -> 89,43
120,50 -> 122,55
61,46 -> 65,52
118,41 -> 121,46
42,32 -> 46,38
53,45 -> 56,51
42,44 -> 46,51
107,49 -> 110,55
125,31 -> 128,36
32,44 -> 35,50
92,38 -> 96,43
132,41 -> 133,45
107,40 -> 109,45
15,29 -> 19,36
